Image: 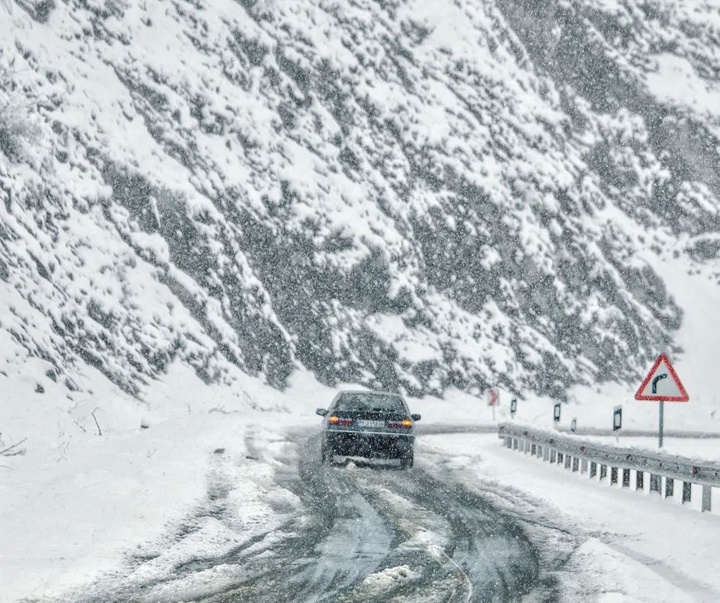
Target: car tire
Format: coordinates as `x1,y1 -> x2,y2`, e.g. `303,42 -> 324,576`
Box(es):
399,449 -> 414,469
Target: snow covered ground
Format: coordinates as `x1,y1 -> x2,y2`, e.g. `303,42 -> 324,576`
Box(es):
0,366 -> 318,602
4,242 -> 720,601
4,248 -> 720,601
3,0 -> 720,600
3,362 -> 720,602
420,433 -> 720,602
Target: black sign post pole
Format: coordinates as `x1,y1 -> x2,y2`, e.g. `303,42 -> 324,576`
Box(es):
613,406 -> 622,431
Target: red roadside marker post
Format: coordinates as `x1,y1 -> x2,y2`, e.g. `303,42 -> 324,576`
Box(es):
634,353 -> 689,448
486,387 -> 500,421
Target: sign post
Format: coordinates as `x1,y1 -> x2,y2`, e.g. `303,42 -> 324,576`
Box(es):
634,353 -> 689,449
613,405 -> 622,443
553,402 -> 561,427
510,398 -> 517,419
486,388 -> 500,421
659,401 -> 664,448
613,405 -> 622,431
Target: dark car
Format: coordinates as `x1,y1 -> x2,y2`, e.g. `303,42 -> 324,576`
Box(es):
316,391 -> 421,468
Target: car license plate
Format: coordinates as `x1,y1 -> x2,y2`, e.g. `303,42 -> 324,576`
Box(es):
358,420 -> 385,429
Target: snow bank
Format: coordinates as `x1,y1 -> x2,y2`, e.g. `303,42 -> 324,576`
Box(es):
420,433 -> 720,600
0,364 -> 324,603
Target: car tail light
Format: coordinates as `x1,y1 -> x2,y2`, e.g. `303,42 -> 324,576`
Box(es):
388,419 -> 413,428
328,416 -> 352,426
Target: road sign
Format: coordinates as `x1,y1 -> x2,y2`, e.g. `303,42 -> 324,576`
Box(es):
635,353 -> 689,402
635,353 -> 688,449
510,398 -> 517,418
553,402 -> 561,424
484,388 -> 500,421
613,405 -> 622,432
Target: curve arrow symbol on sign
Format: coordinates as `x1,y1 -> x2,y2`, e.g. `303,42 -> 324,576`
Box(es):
651,373 -> 667,394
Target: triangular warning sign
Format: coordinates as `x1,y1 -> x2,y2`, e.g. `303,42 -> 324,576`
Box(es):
635,353 -> 689,402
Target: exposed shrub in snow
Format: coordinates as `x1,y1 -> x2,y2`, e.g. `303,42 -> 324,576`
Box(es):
0,63 -> 40,161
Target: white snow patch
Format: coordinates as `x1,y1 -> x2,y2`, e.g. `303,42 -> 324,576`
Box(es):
359,565 -> 421,597
646,54 -> 720,119
560,538 -> 694,603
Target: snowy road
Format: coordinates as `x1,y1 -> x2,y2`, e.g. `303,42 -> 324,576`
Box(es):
176,432 -> 543,602
79,429 -> 552,603
16,419 -> 720,603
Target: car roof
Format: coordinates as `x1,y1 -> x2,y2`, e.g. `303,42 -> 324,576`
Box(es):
330,390 -> 407,406
335,390 -> 402,397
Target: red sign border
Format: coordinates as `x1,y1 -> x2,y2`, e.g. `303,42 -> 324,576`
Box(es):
634,353 -> 689,402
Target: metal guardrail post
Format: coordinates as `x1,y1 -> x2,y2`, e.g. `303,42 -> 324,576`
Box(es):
622,469 -> 630,488
682,482 -> 692,504
564,455 -> 572,470
702,486 -> 712,512
650,474 -> 661,494
665,477 -> 674,499
590,461 -> 597,478
600,464 -> 607,481
610,467 -> 618,485
531,443 -> 536,456
636,471 -> 644,491
572,457 -> 579,472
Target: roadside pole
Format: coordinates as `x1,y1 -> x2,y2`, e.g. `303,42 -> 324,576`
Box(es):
613,405 -> 622,444
659,400 -> 664,449
486,387 -> 499,422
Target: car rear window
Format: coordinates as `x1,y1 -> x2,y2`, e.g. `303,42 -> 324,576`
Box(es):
335,393 -> 406,413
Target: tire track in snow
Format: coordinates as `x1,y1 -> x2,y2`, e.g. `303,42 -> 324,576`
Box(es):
193,431 -> 543,602
187,432 -> 395,603
350,468 -> 540,602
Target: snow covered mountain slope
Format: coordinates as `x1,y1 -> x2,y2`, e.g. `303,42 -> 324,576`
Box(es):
1,0 -> 719,408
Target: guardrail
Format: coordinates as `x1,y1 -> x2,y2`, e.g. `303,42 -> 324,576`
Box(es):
498,423 -> 720,512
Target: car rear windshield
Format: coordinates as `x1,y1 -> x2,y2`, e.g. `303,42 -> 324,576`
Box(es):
335,393 -> 406,413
